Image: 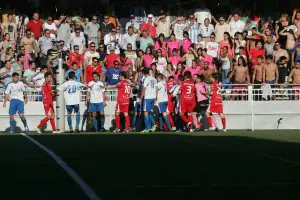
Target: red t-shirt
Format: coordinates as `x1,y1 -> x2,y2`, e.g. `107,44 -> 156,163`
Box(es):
85,65 -> 102,84
118,57 -> 132,71
117,80 -> 131,104
249,48 -> 265,67
210,81 -> 222,104
106,54 -> 120,69
27,20 -> 43,39
68,52 -> 84,69
180,79 -> 196,102
42,82 -> 53,105
140,23 -> 156,38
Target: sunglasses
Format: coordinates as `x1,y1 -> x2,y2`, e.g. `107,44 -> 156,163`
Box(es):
99,46 -> 104,48
74,48 -> 79,50
92,18 -> 97,20
90,45 -> 96,47
210,37 -> 215,39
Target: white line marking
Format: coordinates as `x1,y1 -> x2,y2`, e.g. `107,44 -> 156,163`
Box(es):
20,133 -> 101,200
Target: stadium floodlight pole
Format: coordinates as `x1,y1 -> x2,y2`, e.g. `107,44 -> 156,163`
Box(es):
56,58 -> 65,133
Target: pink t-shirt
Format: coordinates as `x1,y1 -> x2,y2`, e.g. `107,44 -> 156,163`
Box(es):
169,55 -> 181,68
200,56 -> 213,66
154,41 -> 168,57
187,66 -> 201,77
172,70 -> 185,83
23,52 -> 32,71
144,54 -> 154,68
195,82 -> 208,102
118,58 -> 132,71
182,40 -> 192,53
167,41 -> 179,56
219,40 -> 233,57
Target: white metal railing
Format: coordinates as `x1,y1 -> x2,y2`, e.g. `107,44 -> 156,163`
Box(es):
1,84 -> 300,102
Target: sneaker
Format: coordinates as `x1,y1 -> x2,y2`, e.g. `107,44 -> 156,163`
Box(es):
122,130 -> 130,134
215,128 -> 220,132
189,128 -> 194,133
36,127 -> 42,134
132,127 -> 136,132
222,129 -> 227,132
187,122 -> 193,132
151,125 -> 157,132
141,129 -> 150,133
208,127 -> 215,131
113,129 -> 120,133
52,131 -> 57,134
172,127 -> 177,131
100,129 -> 107,132
75,129 -> 80,133
24,127 -> 29,134
70,129 -> 74,133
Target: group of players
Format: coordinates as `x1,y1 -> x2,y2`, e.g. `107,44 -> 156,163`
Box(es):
3,65 -> 226,133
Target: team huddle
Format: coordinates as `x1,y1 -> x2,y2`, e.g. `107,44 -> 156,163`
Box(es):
3,68 -> 226,133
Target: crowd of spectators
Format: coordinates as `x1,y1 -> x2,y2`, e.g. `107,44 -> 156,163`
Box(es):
0,7 -> 300,99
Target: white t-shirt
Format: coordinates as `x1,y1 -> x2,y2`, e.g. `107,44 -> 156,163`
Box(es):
198,24 -> 215,37
43,22 -> 57,39
88,81 -> 105,103
157,80 -> 168,103
5,81 -> 26,101
229,20 -> 245,37
57,80 -> 85,105
156,57 -> 167,74
143,75 -> 157,99
32,72 -> 45,87
174,23 -> 186,40
84,51 -> 100,65
206,42 -> 219,58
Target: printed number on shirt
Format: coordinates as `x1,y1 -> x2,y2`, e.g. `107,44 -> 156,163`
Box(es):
150,80 -> 155,88
217,87 -> 221,95
186,86 -> 192,94
68,85 -> 77,93
125,85 -> 131,94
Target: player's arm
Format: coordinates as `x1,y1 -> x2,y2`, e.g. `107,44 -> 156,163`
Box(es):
104,84 -> 117,89
286,68 -> 294,84
262,65 -> 266,83
85,89 -> 90,105
246,68 -> 251,84
23,91 -> 28,104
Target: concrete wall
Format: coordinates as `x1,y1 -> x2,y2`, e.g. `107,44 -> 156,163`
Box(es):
0,100 -> 299,132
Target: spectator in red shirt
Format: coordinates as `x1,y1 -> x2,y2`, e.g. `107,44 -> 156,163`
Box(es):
103,47 -> 120,69
26,12 -> 43,39
68,45 -> 84,69
85,57 -> 103,83
249,41 -> 265,69
140,14 -> 156,38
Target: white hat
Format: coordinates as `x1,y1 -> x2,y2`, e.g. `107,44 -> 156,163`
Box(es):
148,14 -> 154,18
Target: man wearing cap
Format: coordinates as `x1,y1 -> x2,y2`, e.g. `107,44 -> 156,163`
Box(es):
85,15 -> 100,49
125,15 -> 140,33
99,15 -> 115,44
140,14 -> 156,39
211,16 -> 230,43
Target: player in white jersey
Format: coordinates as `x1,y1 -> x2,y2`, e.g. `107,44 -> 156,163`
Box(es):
3,73 -> 29,133
140,68 -> 157,132
57,71 -> 86,133
86,72 -> 106,132
156,73 -> 172,131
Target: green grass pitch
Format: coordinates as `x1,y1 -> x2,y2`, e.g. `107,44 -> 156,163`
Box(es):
1,130 -> 300,199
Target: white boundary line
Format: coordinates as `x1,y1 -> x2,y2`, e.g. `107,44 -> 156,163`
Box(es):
20,133 -> 101,200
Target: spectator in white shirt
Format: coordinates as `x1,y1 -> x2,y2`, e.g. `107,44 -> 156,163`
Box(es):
212,16 -> 231,43
104,27 -> 121,54
171,16 -> 186,41
206,33 -> 219,59
43,16 -> 57,39
125,15 -> 140,33
122,26 -> 138,50
68,28 -> 86,54
84,42 -> 100,66
229,13 -> 245,37
155,13 -> 171,38
198,18 -> 214,44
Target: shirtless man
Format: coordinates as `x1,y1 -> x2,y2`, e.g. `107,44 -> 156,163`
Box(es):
292,9 -> 300,37
263,55 -> 279,86
199,61 -> 214,83
252,56 -> 264,85
286,60 -> 300,99
20,29 -> 38,58
230,57 -> 250,100
273,42 -> 289,63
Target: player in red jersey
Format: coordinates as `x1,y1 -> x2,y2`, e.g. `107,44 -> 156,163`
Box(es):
166,76 -> 176,130
105,71 -> 131,133
36,72 -> 57,133
206,73 -> 226,132
179,71 -> 196,131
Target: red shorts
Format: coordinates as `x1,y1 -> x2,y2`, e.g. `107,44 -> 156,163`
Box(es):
116,102 -> 129,113
44,104 -> 55,115
180,100 -> 196,113
207,102 -> 223,114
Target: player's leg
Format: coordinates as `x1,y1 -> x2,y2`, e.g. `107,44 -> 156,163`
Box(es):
89,103 -> 98,131
66,105 -> 73,132
124,111 -> 130,132
17,100 -> 28,132
74,104 -> 80,132
219,113 -> 226,131
49,106 -> 56,133
143,99 -> 151,132
205,108 -> 213,129
8,100 -> 17,133
159,102 -> 172,131
37,104 -> 50,133
149,99 -> 157,131
132,102 -> 139,131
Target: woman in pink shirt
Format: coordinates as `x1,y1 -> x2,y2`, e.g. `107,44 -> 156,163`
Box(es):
200,48 -> 214,67
168,48 -> 181,69
143,47 -> 155,69
219,32 -> 233,57
167,34 -> 179,56
181,31 -> 192,54
154,33 -> 168,57
172,62 -> 185,83
187,60 -> 201,78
